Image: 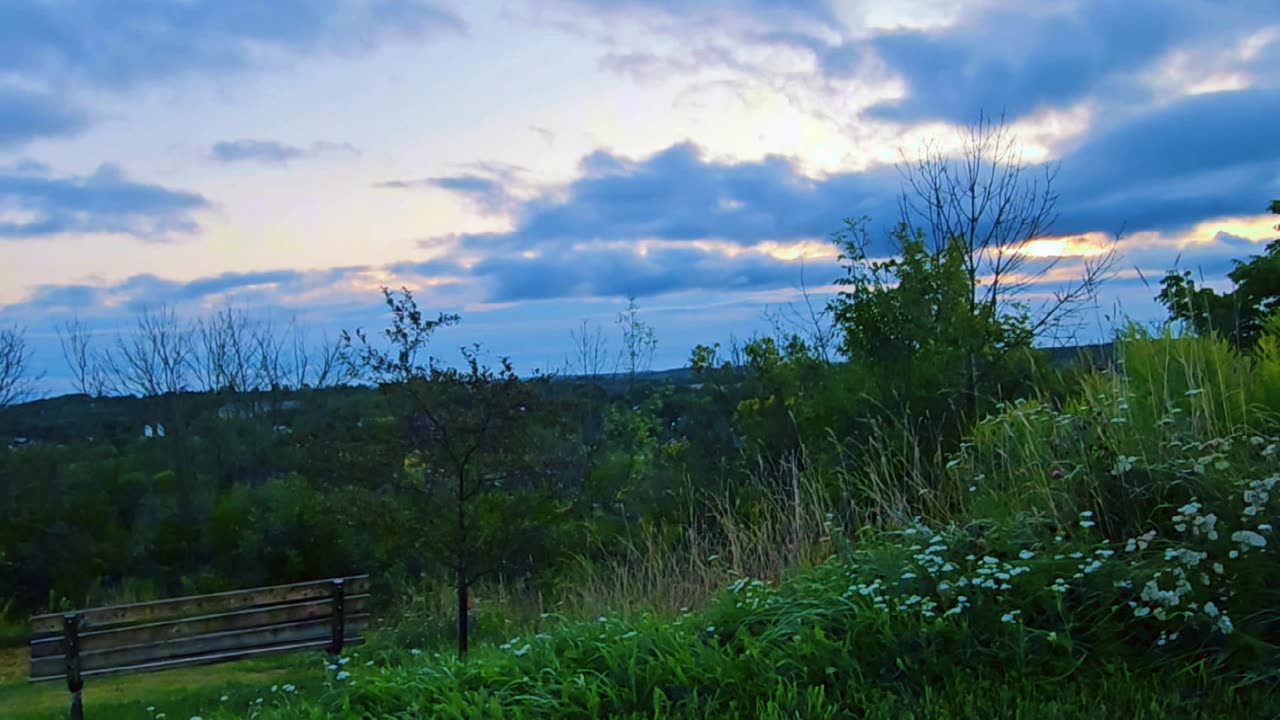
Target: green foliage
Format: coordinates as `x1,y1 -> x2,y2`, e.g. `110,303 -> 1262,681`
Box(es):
826,218 -> 1042,448
1157,200 -> 1280,349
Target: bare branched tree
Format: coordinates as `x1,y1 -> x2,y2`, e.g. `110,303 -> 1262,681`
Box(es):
254,319 -> 288,392
195,306 -> 261,394
896,111 -> 1118,343
0,324 -> 39,407
892,112 -> 1119,412
57,318 -> 108,398
309,333 -> 351,389
567,319 -> 609,378
108,306 -> 196,398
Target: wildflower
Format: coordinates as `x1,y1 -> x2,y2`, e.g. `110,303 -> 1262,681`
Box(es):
1231,530 -> 1267,548
1018,550 -> 1036,560
1260,524 -> 1274,532
1000,611 -> 1021,623
706,626 -> 716,633
337,656 -> 350,665
1217,614 -> 1234,634
271,685 -> 278,693
1203,601 -> 1219,618
514,644 -> 532,656
283,684 -> 296,693
219,696 -> 228,702
902,572 -> 917,579
1133,606 -> 1152,618
335,671 -> 350,681
1095,549 -> 1115,558
1080,520 -> 1096,528
410,649 -> 422,656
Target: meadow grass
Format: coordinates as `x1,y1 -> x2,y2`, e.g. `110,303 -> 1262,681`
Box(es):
0,653 -> 326,720
17,329 -> 1280,718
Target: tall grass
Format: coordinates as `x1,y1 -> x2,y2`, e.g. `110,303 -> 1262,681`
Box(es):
558,454 -> 836,620
187,325 -> 1280,717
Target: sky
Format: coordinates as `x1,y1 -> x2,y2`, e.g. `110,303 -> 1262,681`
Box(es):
1,0 -> 1278,394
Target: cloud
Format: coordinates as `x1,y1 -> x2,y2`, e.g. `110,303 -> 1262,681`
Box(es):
0,1 -> 465,147
1054,88 -> 1280,236
846,1 -> 1274,125
376,174 -> 514,214
210,139 -> 360,164
476,244 -> 815,302
548,0 -> 839,29
376,162 -> 528,214
0,163 -> 211,241
459,142 -> 899,257
0,86 -> 90,148
0,1 -> 466,90
380,85 -> 1275,303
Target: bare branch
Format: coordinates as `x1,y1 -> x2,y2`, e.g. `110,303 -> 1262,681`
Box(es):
0,324 -> 40,407
107,306 -> 195,398
57,318 -> 107,398
568,319 -> 609,378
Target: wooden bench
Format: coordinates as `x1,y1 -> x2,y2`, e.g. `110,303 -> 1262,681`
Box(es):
28,574 -> 370,719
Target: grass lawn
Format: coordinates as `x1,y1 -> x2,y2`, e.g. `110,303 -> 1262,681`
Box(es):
0,646 -> 330,720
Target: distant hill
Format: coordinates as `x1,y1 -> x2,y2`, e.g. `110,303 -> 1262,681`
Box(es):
1,341 -> 1116,443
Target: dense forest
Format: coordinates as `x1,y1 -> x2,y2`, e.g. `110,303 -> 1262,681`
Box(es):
2,123 -> 1280,717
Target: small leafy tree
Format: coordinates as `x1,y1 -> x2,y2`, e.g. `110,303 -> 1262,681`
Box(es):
615,296 -> 658,386
344,287 -> 560,659
1157,201 -> 1280,349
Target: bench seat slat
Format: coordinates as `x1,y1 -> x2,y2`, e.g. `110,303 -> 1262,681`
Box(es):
29,575 -> 369,636
30,615 -> 369,678
31,594 -> 370,659
30,635 -> 365,683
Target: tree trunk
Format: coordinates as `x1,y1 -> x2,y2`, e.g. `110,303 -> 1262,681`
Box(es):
456,467 -> 469,661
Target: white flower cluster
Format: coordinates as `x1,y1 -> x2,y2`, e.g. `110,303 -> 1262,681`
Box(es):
729,577 -> 775,611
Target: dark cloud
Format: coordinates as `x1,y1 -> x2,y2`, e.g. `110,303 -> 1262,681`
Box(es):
0,1 -> 464,148
471,245 -> 813,302
211,139 -> 359,164
850,0 -> 1271,124
384,86 -> 1277,303
0,1 -> 465,90
0,87 -> 89,148
181,270 -> 308,299
0,163 -> 211,241
1054,88 -> 1280,236
462,142 -> 898,256
376,163 -> 525,214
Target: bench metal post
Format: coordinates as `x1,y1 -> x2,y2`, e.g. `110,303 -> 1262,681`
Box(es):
329,579 -> 346,658
63,613 -> 83,720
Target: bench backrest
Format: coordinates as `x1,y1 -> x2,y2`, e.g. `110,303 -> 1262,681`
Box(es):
28,575 -> 370,684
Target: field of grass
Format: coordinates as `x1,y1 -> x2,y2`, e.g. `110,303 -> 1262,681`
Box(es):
9,330 -> 1280,718
0,649 -> 328,720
